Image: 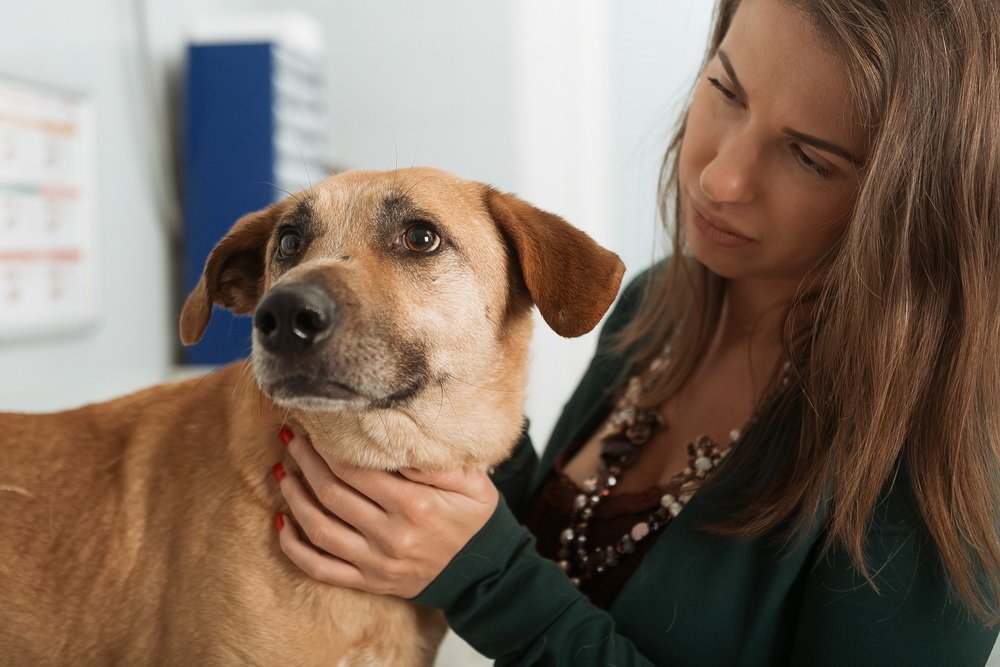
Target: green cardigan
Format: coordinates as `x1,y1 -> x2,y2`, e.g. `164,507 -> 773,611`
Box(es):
414,271 -> 999,666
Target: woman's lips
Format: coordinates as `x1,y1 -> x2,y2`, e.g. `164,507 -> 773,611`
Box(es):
691,205 -> 755,248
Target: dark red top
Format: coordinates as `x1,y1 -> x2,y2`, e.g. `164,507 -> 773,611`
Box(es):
523,449 -> 686,611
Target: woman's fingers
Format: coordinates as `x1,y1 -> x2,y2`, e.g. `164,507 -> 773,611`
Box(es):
398,466 -> 494,499
276,468 -> 370,564
270,427 -> 501,598
275,513 -> 368,590
280,428 -> 386,530
325,462 -> 419,516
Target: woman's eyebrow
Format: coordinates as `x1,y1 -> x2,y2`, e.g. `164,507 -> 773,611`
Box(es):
717,50 -> 749,100
717,48 -> 863,167
782,128 -> 863,166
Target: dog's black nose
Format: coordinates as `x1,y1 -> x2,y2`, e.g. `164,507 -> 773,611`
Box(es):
254,284 -> 336,355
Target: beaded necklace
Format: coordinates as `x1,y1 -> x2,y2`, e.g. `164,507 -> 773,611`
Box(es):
557,344 -> 791,587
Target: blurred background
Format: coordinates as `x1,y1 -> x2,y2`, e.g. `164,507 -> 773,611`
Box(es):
0,0 -> 711,664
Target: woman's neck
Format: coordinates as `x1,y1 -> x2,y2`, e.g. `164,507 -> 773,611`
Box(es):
715,277 -> 797,351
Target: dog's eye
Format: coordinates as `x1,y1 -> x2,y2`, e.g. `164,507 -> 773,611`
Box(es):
402,224 -> 440,253
277,229 -> 302,259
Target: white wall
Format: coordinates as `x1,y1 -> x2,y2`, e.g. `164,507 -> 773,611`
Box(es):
0,0 -> 174,412
517,0 -> 715,450
611,1 -> 715,277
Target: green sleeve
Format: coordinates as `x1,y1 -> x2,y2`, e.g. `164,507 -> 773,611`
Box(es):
488,422 -> 538,521
414,497 -> 659,666
789,476 -> 999,666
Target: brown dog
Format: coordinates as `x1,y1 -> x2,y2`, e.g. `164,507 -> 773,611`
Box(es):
0,168 -> 624,665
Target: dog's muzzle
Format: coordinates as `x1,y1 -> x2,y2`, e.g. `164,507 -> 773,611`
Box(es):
254,283 -> 337,358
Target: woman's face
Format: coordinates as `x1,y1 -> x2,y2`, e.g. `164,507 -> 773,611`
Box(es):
679,0 -> 866,285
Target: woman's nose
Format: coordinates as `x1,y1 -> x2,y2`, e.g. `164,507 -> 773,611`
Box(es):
699,130 -> 758,205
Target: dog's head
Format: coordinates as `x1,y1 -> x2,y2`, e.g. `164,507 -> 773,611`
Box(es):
180,168 -> 623,467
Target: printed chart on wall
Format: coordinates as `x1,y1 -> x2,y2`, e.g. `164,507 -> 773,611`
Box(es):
0,75 -> 95,340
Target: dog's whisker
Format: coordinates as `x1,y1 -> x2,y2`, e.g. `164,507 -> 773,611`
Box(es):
434,382 -> 445,427
396,175 -> 435,203
440,386 -> 473,449
442,372 -> 525,394
185,364 -> 227,403
278,406 -> 293,432
295,140 -> 313,189
374,409 -> 393,453
231,362 -> 254,401
254,181 -> 308,208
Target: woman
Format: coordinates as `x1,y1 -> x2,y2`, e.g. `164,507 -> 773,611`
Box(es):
272,0 -> 1000,663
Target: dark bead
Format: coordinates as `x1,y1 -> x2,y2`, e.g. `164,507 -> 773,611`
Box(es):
625,421 -> 653,444
616,535 -> 636,555
600,436 -> 637,464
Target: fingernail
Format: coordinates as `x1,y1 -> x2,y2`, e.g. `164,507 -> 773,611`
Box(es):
274,512 -> 285,531
272,462 -> 286,483
278,426 -> 294,447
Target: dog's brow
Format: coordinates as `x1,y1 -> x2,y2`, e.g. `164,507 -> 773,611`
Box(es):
376,192 -> 443,232
379,193 -> 423,221
284,197 -> 317,231
376,190 -> 465,259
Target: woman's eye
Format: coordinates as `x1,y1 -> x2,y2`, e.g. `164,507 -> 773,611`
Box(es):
277,229 -> 302,258
791,144 -> 833,179
707,77 -> 738,103
402,224 -> 441,253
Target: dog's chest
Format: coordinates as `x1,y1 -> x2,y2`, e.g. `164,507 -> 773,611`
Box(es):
162,514 -> 447,666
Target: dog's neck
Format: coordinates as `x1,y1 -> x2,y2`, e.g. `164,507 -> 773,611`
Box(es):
222,369 -> 526,503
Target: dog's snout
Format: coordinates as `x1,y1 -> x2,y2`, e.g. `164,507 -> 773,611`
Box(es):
254,284 -> 336,355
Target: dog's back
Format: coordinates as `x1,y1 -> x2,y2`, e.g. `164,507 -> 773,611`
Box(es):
1,369 -> 240,663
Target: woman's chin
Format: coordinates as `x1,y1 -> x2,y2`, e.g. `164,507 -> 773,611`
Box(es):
684,226 -> 752,280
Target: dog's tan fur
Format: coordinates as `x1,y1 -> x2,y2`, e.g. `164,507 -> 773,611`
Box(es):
0,168 -> 624,665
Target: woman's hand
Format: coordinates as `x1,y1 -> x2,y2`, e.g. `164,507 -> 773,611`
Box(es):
271,427 -> 499,599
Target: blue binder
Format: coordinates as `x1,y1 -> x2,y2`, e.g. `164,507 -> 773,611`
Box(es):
183,43 -> 276,365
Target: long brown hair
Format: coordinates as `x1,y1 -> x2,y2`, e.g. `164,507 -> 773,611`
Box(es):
617,0 -> 1000,623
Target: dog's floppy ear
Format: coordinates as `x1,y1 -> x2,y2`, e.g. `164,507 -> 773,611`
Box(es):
179,201 -> 286,345
485,188 -> 625,338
